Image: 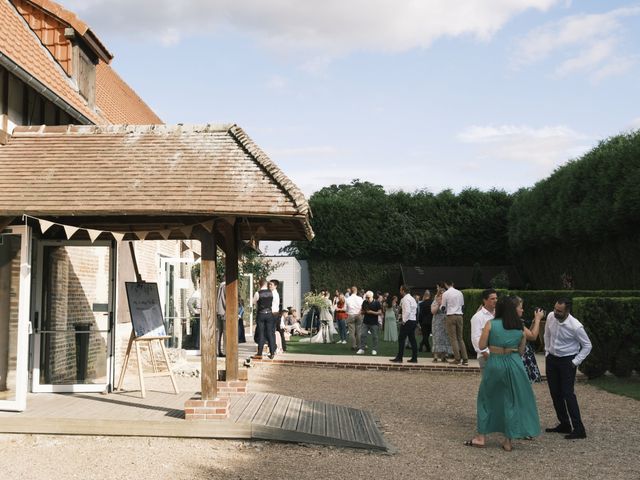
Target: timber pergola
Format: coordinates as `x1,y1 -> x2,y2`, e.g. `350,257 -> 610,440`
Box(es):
0,123 -> 314,401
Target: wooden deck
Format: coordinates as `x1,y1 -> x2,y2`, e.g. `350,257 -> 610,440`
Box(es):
0,390 -> 388,451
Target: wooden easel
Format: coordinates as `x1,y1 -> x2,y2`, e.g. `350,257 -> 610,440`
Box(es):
115,242 -> 179,398
116,331 -> 179,398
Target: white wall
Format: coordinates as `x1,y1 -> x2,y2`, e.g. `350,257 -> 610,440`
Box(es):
262,256 -> 302,313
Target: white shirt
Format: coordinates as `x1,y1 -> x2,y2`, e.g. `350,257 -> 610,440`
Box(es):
544,312 -> 592,366
271,289 -> 280,314
216,281 -> 226,315
470,306 -> 494,354
400,293 -> 417,323
442,287 -> 464,315
345,294 -> 363,315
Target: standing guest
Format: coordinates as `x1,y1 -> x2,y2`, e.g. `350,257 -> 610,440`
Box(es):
358,291 -> 382,355
471,289 -> 497,370
544,298 -> 592,439
252,279 -> 277,359
383,295 -> 399,342
417,290 -> 434,352
334,294 -> 349,344
465,296 -> 540,451
345,286 -> 364,351
442,280 -> 468,365
333,290 -> 341,308
390,285 -> 418,363
238,299 -> 246,343
377,293 -> 385,328
430,283 -> 452,362
216,281 -> 226,357
512,296 -> 543,383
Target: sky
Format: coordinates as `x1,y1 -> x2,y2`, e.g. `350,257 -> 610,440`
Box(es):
58,0 -> 640,200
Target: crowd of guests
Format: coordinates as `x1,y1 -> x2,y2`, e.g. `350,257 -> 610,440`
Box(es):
280,282 -> 593,451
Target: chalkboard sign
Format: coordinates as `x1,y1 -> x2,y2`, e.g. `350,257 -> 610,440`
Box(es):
125,282 -> 167,337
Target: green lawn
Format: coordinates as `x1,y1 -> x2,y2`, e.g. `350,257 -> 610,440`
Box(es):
284,334 -> 435,358
587,375 -> 640,401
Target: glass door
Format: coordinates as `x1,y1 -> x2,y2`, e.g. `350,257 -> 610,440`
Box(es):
159,257 -> 199,353
32,241 -> 115,393
0,225 -> 31,411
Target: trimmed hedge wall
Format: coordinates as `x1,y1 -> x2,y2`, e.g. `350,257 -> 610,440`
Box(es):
573,297 -> 640,379
460,290 -> 640,360
308,259 -> 401,294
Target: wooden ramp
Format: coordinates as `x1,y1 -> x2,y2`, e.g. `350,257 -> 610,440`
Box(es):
0,391 -> 388,451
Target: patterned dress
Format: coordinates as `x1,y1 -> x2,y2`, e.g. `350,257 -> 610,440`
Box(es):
521,317 -> 542,383
431,299 -> 452,355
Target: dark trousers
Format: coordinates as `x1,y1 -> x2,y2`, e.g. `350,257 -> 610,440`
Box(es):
546,354 -> 585,434
397,320 -> 418,360
257,312 -> 277,356
419,321 -> 432,351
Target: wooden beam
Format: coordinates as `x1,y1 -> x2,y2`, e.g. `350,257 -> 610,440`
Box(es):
223,219 -> 239,380
199,229 -> 218,399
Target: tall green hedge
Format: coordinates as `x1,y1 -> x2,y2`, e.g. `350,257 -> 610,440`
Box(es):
573,297 -> 640,379
508,130 -> 640,288
308,259 -> 401,294
460,289 -> 640,359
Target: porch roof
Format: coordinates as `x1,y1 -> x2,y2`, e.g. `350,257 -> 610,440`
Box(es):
0,124 -> 313,241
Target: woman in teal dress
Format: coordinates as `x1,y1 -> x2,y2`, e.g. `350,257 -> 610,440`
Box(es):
465,296 -> 540,451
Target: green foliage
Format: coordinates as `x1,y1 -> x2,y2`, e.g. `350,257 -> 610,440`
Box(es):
490,271 -> 510,289
508,130 -> 640,288
461,289 -> 640,359
287,180 -> 513,266
573,297 -> 640,379
302,292 -> 328,311
308,259 -> 401,295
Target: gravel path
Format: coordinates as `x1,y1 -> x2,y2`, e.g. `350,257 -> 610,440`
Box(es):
1,366 -> 639,480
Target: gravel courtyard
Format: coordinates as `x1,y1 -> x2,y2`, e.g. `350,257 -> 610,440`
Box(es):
1,365 -> 639,480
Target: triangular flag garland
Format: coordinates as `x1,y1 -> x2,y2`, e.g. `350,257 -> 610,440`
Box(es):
87,229 -> 102,243
63,225 -> 79,239
23,215 -> 216,243
111,232 -> 125,242
39,219 -> 55,234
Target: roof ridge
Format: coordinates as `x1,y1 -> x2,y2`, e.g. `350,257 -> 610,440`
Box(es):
11,123 -> 235,135
228,124 -> 312,222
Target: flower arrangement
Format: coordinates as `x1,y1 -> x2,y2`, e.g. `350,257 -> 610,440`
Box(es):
302,291 -> 328,311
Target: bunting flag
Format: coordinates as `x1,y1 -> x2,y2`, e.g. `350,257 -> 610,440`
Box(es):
25,215 -> 213,243
63,225 -> 79,239
202,219 -> 214,233
87,229 -> 102,243
39,219 -> 55,234
180,224 -> 193,238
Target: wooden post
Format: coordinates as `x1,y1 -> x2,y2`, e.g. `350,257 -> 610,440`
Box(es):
224,220 -> 239,381
199,230 -> 218,400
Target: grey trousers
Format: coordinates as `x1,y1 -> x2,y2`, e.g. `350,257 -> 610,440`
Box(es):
346,314 -> 363,349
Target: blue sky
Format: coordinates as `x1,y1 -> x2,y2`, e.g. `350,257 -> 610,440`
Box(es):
60,1 -> 640,198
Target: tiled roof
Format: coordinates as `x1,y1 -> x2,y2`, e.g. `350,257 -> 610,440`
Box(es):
96,61 -> 163,125
0,124 -> 312,240
13,0 -> 112,62
0,0 -> 105,124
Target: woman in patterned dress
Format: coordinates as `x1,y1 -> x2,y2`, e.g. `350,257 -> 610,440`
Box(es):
512,296 -> 543,383
430,283 -> 453,362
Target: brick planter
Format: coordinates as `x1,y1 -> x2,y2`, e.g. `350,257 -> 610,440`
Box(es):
216,368 -> 248,398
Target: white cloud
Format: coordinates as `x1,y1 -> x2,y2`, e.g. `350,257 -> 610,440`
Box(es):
628,117 -> 640,131
513,6 -> 640,80
60,0 -> 560,61
266,74 -> 288,91
458,124 -> 591,168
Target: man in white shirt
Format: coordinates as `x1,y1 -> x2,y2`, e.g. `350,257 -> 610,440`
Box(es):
390,285 -> 418,363
470,289 -> 497,369
442,280 -> 468,365
544,298 -> 592,439
345,286 -> 364,351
